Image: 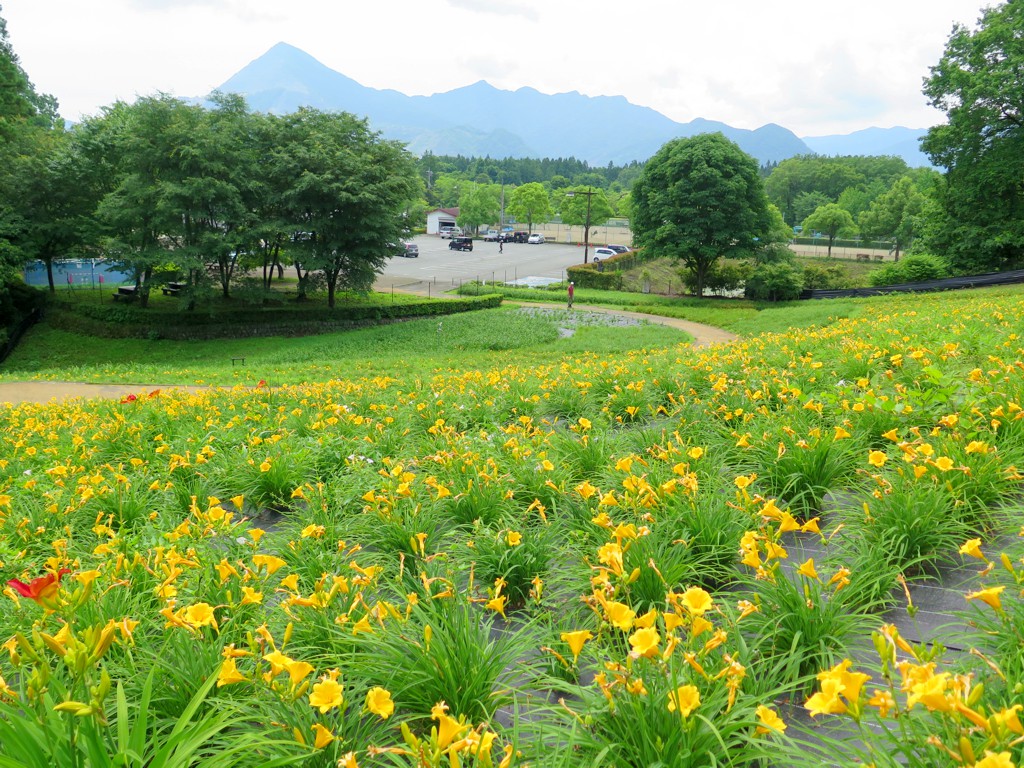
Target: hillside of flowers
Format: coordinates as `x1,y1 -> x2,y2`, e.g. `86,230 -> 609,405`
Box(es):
2,288 -> 1023,767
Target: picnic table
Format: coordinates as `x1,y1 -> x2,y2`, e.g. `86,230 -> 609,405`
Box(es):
112,286 -> 138,302
162,282 -> 186,296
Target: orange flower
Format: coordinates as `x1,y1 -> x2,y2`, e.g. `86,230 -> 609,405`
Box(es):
7,568 -> 71,609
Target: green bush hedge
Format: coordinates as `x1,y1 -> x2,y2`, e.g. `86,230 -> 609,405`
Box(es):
47,294 -> 503,340
566,266 -> 624,290
868,255 -> 950,287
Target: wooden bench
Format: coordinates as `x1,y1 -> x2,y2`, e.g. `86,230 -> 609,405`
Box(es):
874,254 -> 885,261
231,357 -> 245,366
855,253 -> 871,262
112,286 -> 138,302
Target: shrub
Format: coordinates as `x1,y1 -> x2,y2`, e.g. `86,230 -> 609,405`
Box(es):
565,265 -> 623,290
868,254 -> 950,286
744,262 -> 804,301
802,263 -> 850,290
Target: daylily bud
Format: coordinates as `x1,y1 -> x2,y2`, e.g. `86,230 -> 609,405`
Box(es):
958,735 -> 975,764
54,700 -> 93,717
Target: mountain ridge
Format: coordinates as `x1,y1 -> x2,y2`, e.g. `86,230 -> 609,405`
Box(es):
209,42 -> 930,167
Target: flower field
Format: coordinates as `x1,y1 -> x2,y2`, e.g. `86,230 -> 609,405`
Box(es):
2,288 -> 1024,767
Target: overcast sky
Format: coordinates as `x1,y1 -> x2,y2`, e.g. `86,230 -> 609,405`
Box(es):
3,0 -> 992,138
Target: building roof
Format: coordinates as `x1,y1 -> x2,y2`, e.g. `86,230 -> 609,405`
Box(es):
427,208 -> 460,217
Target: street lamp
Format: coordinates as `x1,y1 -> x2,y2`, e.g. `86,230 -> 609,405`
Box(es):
565,188 -> 595,264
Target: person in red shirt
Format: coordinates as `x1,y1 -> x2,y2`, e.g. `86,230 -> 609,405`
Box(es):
567,281 -> 574,309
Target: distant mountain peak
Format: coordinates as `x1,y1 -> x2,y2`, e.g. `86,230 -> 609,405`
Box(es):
208,43 -> 929,167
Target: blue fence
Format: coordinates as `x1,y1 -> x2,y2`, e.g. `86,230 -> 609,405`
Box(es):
23,259 -> 130,288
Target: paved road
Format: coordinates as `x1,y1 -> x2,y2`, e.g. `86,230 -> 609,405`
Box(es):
378,235 -> 589,291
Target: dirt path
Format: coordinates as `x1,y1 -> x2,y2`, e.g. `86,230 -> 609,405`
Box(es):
0,382 -> 207,407
0,302 -> 735,407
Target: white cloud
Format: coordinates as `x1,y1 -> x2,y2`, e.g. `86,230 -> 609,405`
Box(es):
445,0 -> 540,21
1,0 -> 992,134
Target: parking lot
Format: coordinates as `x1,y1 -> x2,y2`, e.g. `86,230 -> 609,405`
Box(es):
378,235 -> 590,291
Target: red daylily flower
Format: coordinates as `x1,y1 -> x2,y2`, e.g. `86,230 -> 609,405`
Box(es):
120,393 -> 137,403
7,568 -> 72,608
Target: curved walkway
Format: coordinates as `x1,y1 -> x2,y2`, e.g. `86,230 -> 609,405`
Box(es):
508,301 -> 737,348
0,302 -> 735,407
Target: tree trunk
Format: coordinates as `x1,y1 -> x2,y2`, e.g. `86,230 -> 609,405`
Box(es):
295,263 -> 308,301
45,258 -> 55,293
695,262 -> 707,298
138,266 -> 153,309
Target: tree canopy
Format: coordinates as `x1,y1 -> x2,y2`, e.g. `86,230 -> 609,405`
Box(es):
921,0 -> 1024,273
631,133 -> 770,297
506,182 -> 550,233
858,176 -> 926,260
802,203 -> 856,258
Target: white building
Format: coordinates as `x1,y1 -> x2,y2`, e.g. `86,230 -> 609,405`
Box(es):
425,208 -> 459,235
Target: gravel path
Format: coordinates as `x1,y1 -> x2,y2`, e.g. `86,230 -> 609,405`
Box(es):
507,301 -> 737,348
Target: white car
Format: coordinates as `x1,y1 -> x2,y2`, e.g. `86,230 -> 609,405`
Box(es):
592,247 -> 617,260
482,230 -> 500,241
527,233 -> 546,244
438,227 -> 462,239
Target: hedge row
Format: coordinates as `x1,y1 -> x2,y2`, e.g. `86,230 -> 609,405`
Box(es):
566,266 -> 624,290
565,248 -> 656,289
47,294 -> 503,340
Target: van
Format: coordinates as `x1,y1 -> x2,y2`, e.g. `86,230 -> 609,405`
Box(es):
449,236 -> 473,252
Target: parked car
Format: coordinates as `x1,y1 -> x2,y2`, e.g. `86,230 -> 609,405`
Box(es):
592,247 -> 617,260
483,230 -> 500,241
512,231 -> 530,243
605,244 -> 630,254
527,233 -> 546,244
449,236 -> 474,251
498,231 -> 516,243
398,241 -> 418,258
439,227 -> 462,239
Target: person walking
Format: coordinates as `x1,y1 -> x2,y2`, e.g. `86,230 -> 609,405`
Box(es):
499,239 -> 503,254
567,281 -> 574,309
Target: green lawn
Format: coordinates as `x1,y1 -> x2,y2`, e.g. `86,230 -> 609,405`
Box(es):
0,304 -> 688,385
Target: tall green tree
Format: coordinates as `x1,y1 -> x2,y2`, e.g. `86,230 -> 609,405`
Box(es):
456,183 -> 501,234
802,203 -> 856,258
921,1 -> 1024,273
505,182 -> 550,233
162,93 -> 256,299
93,98 -> 187,307
3,128 -> 103,292
631,133 -> 770,297
278,109 -> 416,308
0,8 -> 62,281
858,176 -> 925,260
